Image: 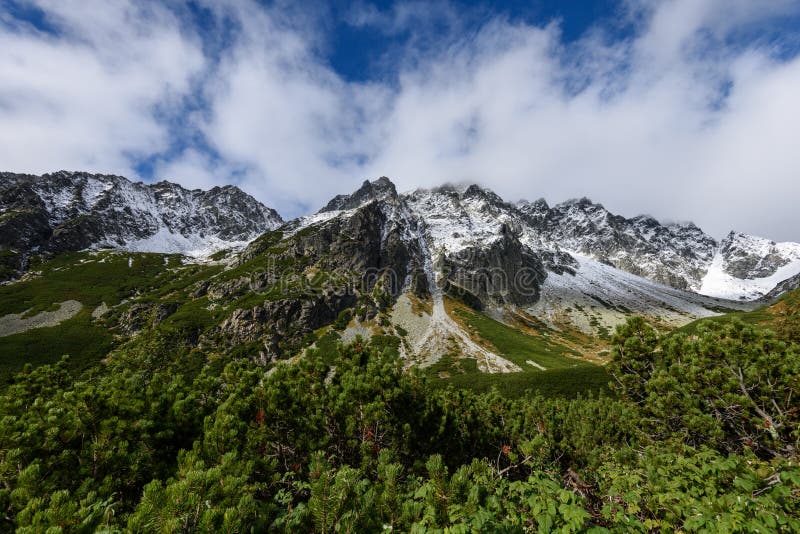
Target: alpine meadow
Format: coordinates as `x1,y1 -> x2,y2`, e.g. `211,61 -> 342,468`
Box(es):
1,1 -> 800,533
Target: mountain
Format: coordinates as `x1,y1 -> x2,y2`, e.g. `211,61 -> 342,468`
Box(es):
0,170 -> 282,280
2,174 -> 799,385
518,198 -> 717,291
700,232 -> 800,300
279,180 -> 757,352
517,197 -> 800,301
310,179 -> 800,303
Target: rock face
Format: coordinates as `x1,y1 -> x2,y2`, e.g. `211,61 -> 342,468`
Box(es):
764,272 -> 800,301
439,225 -> 547,308
718,232 -> 800,279
118,302 -> 180,336
293,181 -> 555,314
208,194 -> 431,352
516,197 -> 800,300
286,178 -> 800,305
518,197 -> 718,291
0,171 -> 283,280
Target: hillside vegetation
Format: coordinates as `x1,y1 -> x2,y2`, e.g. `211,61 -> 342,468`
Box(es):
0,251 -> 222,381
680,287 -> 800,342
1,246 -> 799,531
1,293 -> 799,531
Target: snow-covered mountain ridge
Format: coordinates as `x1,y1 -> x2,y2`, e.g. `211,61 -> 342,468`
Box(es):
3,172 -> 797,303
293,178 -> 800,302
0,171 -> 282,279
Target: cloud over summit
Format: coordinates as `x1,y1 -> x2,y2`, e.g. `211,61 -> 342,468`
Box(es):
1,0 -> 799,240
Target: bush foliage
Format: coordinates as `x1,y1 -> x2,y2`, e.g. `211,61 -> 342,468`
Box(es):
1,314 -> 799,532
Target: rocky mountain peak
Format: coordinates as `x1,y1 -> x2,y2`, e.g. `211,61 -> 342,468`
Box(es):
717,231 -> 800,280
516,198 -> 550,228
631,214 -> 660,227
559,196 -> 604,210
0,170 -> 283,281
517,197 -> 549,210
319,176 -> 398,213
461,184 -> 505,205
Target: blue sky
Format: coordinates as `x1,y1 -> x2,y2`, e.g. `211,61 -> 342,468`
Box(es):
2,0 -> 800,240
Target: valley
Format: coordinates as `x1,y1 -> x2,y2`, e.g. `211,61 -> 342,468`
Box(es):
1,173 -> 794,395
1,172 -> 799,532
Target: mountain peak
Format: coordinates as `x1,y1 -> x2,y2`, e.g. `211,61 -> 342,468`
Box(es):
0,171 -> 284,280
462,184 -> 505,204
517,197 -> 549,210
559,196 -> 603,210
319,176 -> 398,213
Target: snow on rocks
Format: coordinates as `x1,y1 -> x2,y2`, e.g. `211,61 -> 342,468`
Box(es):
528,254 -> 756,336
700,234 -> 800,300
0,171 -> 283,259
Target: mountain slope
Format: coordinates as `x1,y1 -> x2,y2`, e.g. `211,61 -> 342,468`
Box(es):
0,174 -> 797,393
519,198 -> 717,291
518,197 -> 800,300
273,178 -> 761,369
699,232 -> 800,300
0,170 -> 282,280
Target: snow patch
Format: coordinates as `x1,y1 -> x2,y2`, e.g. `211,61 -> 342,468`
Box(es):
529,254 -> 755,335
112,228 -> 256,258
699,251 -> 800,300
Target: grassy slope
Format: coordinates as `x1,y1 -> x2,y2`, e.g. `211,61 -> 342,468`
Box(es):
428,302 -> 611,399
0,251 -> 221,382
677,288 -> 800,336
1,235 -> 621,399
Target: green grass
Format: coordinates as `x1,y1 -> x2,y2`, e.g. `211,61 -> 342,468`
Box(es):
452,307 -> 581,369
676,302 -> 777,336
432,365 -> 611,399
0,309 -> 114,384
0,250 -> 220,381
0,251 -> 177,314
671,288 -> 800,340
424,352 -> 479,378
313,330 -> 342,364
370,334 -> 401,357
160,298 -> 218,336
425,306 -> 609,398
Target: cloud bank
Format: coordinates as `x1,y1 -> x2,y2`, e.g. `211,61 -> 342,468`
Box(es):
1,0 -> 799,240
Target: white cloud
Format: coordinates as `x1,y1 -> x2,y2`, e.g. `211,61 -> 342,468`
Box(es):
0,0 -> 204,176
1,0 -> 799,241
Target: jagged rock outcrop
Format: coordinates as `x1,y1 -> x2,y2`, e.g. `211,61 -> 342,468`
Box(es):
440,225 -> 547,308
215,290 -> 358,353
763,273 -> 800,301
718,232 -> 800,279
117,302 -> 180,335
209,191 -> 432,356
319,176 -> 398,212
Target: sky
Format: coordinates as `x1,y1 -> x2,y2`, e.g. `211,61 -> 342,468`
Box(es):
1,0 -> 800,241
